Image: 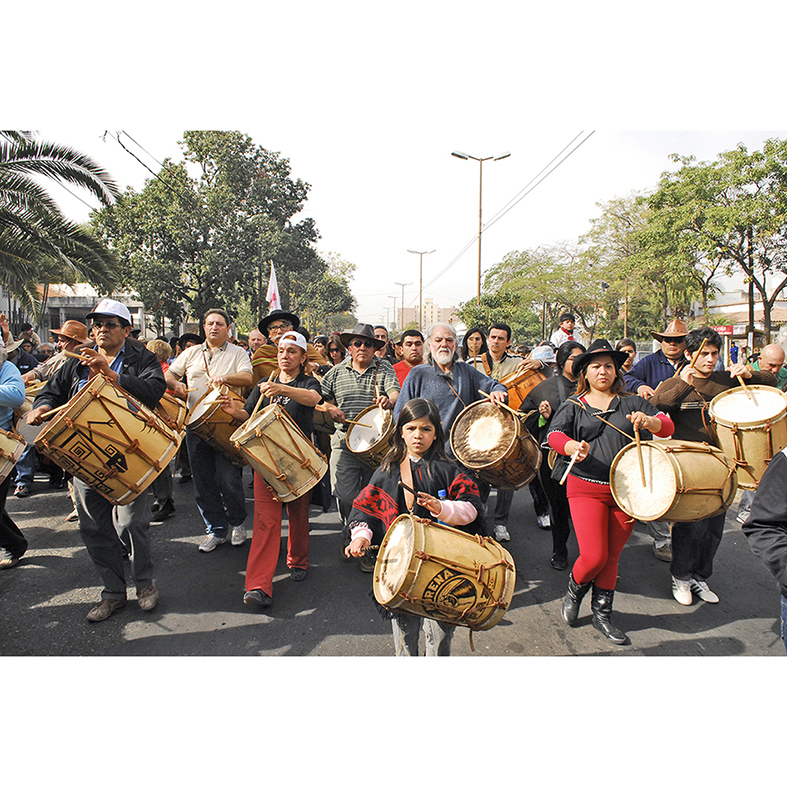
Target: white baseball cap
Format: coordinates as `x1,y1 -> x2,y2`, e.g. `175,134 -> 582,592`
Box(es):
86,298 -> 132,326
279,330 -> 307,351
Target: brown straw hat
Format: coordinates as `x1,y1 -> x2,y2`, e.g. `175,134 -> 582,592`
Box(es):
651,318 -> 689,342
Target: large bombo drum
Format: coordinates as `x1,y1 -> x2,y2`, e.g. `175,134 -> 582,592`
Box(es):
345,404 -> 393,467
155,392 -> 188,432
34,375 -> 182,505
499,367 -> 547,411
610,439 -> 737,522
450,399 -> 540,489
373,514 -> 516,631
186,384 -> 248,467
14,380 -> 48,445
709,385 -> 787,490
230,403 -> 327,502
0,427 -> 26,483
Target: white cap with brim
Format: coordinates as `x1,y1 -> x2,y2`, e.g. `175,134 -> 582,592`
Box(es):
86,298 -> 132,325
279,331 -> 307,351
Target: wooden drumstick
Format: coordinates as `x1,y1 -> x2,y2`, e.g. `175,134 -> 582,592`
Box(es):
737,375 -> 753,401
635,426 -> 647,487
36,401 -> 73,421
249,371 -> 276,421
345,418 -> 375,428
477,389 -> 522,419
559,448 -> 580,485
62,349 -> 90,361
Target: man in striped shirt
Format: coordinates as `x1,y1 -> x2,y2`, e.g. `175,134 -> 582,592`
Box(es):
321,323 -> 400,529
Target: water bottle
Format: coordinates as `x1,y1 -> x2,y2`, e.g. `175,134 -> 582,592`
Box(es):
437,489 -> 447,525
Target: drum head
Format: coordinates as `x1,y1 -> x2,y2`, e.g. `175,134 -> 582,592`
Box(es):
187,387 -> 222,425
347,407 -> 387,452
375,517 -> 415,604
710,385 -> 787,426
611,442 -> 678,521
451,401 -> 516,468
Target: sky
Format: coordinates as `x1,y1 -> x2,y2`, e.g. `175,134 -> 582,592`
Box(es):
6,0 -> 784,760
8,2 -> 786,334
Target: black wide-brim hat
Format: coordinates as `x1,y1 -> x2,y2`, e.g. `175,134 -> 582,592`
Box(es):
258,309 -> 300,336
179,332 -> 202,345
339,322 -> 386,350
572,338 -> 629,377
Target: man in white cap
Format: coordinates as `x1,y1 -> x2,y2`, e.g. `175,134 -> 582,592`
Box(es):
27,297 -> 166,621
166,308 -> 253,552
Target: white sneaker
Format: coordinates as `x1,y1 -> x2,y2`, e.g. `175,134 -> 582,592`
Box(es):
199,533 -> 229,553
494,525 -> 511,542
690,578 -> 719,603
537,514 -> 551,530
671,575 -> 692,605
231,525 -> 247,546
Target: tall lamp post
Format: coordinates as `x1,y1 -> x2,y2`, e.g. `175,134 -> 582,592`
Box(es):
451,150 -> 511,304
407,249 -> 435,332
394,281 -> 411,331
387,294 -> 397,332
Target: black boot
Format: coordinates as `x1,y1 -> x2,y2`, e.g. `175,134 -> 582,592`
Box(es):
562,572 -> 591,625
590,585 -> 629,645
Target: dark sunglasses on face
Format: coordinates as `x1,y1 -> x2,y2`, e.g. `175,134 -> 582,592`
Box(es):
663,337 -> 685,344
92,320 -> 121,330
351,340 -> 375,348
329,347 -> 342,353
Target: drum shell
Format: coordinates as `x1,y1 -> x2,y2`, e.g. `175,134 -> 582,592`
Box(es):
0,427 -> 26,483
156,392 -> 188,432
373,514 -> 516,631
13,381 -> 47,444
450,399 -> 541,489
34,375 -> 182,505
186,385 -> 248,467
230,403 -> 327,502
499,367 -> 547,411
610,439 -> 737,522
708,385 -> 787,490
345,404 -> 394,468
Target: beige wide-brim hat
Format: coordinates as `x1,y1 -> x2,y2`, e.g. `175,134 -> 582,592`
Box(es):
651,318 -> 689,341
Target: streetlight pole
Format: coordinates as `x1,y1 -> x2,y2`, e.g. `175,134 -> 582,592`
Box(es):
387,294 -> 397,331
394,281 -> 411,331
407,249 -> 435,332
451,150 -> 511,305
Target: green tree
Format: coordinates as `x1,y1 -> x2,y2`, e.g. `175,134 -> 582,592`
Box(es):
0,131 -> 120,315
91,131 -> 338,326
647,139 -> 787,340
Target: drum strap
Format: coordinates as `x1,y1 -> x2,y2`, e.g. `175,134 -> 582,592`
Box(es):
481,353 -> 492,377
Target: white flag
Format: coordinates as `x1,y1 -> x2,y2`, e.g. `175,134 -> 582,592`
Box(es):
266,262 -> 281,312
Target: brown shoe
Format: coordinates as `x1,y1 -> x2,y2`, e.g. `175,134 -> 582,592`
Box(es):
137,581 -> 159,612
86,598 -> 126,622
653,543 -> 672,562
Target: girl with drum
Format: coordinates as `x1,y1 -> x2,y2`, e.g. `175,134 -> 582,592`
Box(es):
547,339 -> 674,645
220,331 -> 322,610
345,398 -> 485,656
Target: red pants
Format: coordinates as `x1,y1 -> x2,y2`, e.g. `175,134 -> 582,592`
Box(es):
566,476 -> 635,590
245,473 -> 311,597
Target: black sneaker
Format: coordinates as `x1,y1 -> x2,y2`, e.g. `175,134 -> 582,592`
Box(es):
243,589 -> 272,609
178,475 -> 192,485
151,500 -> 175,522
290,567 -> 307,582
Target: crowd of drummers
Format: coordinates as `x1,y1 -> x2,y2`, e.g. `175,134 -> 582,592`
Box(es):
2,302 -> 787,656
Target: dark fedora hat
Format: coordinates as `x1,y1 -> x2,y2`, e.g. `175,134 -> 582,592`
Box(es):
572,338 -> 629,377
258,309 -> 300,337
339,322 -> 386,350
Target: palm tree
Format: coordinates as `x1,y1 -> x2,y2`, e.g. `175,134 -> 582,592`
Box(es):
0,131 -> 121,315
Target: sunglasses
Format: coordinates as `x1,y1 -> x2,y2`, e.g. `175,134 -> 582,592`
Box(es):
329,347 -> 342,353
92,320 -> 122,330
350,340 -> 375,348
662,337 -> 685,344
268,322 -> 292,332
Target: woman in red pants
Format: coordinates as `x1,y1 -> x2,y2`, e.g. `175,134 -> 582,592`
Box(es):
221,331 -> 322,610
547,339 -> 674,645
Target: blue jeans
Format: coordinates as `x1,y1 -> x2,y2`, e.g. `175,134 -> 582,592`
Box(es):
781,596 -> 787,656
13,444 -> 36,488
185,430 -> 246,536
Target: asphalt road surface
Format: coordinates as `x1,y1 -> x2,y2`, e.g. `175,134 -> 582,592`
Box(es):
1,463 -> 784,657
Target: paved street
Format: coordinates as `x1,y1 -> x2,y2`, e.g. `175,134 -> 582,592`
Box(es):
1,463 -> 784,657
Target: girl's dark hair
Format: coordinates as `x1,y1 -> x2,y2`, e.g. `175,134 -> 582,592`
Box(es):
574,354 -> 629,398
556,341 -> 586,372
615,338 -> 636,351
460,326 -> 488,361
380,398 -> 448,474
